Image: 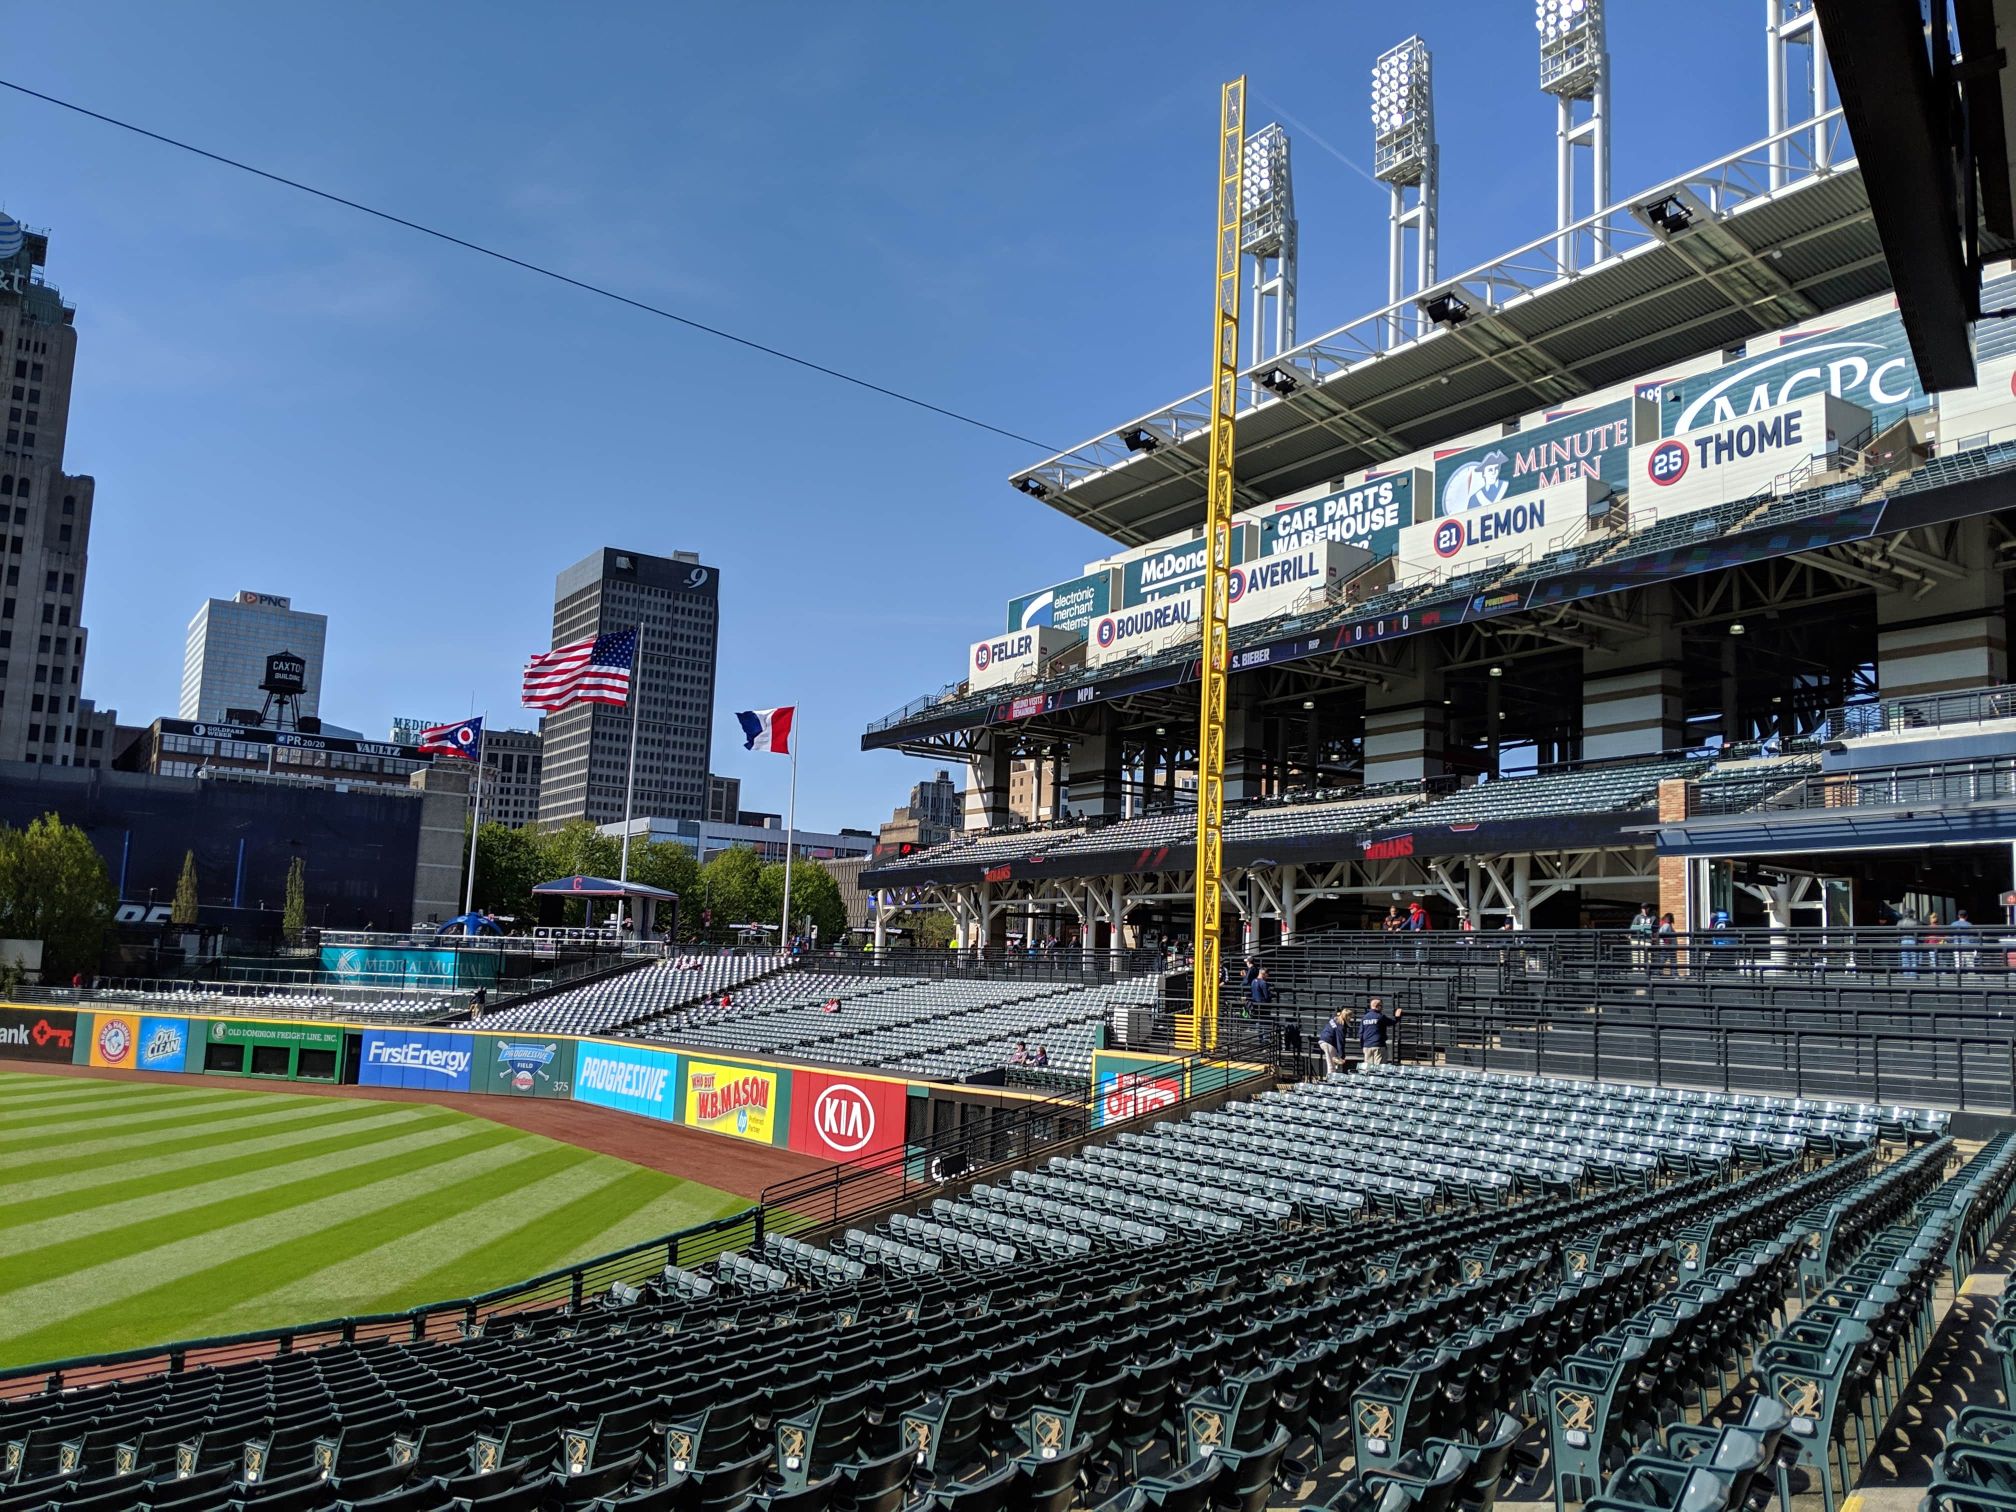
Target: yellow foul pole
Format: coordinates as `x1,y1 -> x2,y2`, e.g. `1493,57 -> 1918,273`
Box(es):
1188,77 -> 1245,1051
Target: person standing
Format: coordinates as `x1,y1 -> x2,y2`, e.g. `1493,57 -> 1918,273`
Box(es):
1953,909 -> 1977,971
1317,1009 -> 1352,1075
1358,996 -> 1402,1067
1629,904 -> 1655,970
1656,912 -> 1678,976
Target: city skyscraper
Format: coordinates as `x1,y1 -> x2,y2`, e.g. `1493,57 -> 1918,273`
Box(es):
179,591 -> 329,724
0,216 -> 105,765
535,548 -> 719,829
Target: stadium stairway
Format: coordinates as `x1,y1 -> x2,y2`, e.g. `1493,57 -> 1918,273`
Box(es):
3,1067 -> 2010,1512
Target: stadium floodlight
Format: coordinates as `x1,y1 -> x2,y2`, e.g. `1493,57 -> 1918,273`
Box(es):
1257,365 -> 1301,397
1535,0 -> 1609,272
1121,426 -> 1162,455
1013,475 -> 1050,499
1643,195 -> 1694,237
1241,123 -> 1298,370
1420,291 -> 1471,327
1372,37 -> 1438,347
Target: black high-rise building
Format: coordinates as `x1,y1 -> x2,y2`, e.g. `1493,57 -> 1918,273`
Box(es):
535,548 -> 719,828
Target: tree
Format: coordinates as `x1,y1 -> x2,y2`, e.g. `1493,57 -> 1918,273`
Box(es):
915,911 -> 958,951
700,846 -> 765,936
172,849 -> 201,926
760,858 -> 847,948
0,813 -> 117,978
628,840 -> 701,936
469,820 -> 547,919
282,856 -> 307,943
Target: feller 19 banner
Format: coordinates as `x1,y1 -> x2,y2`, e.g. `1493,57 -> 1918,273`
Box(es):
684,1059 -> 778,1144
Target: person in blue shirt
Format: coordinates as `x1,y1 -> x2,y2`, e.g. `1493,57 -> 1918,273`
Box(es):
1248,968 -> 1276,1009
1359,996 -> 1402,1066
1317,1009 -> 1352,1075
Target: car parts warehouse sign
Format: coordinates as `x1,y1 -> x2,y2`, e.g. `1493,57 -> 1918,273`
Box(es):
1255,469 -> 1420,565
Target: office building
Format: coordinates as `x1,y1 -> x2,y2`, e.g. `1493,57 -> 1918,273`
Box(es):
878,768 -> 961,850
180,591 -> 328,724
0,217 -> 109,764
478,726 -> 543,829
537,548 -> 719,829
706,773 -> 741,824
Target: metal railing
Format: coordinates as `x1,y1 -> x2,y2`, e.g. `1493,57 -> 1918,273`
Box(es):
1690,752 -> 2016,816
1814,683 -> 2016,743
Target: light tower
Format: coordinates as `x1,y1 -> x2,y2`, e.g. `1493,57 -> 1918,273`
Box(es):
1372,37 -> 1437,347
1241,123 -> 1298,375
1537,0 -> 1610,271
1766,0 -> 1831,189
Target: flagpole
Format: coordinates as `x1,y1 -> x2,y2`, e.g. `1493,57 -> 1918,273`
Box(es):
616,623 -> 644,926
779,710 -> 798,957
462,720 -> 486,916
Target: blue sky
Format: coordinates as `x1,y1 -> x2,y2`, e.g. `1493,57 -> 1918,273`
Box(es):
5,2 -> 1783,831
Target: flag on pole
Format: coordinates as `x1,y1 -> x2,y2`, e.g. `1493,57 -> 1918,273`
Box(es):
523,630 -> 636,711
736,706 -> 795,754
418,717 -> 484,759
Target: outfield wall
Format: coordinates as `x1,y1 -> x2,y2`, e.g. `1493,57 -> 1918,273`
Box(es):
0,1004 -> 1059,1165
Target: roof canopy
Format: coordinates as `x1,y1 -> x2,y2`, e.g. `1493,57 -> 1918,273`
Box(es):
531,875 -> 680,900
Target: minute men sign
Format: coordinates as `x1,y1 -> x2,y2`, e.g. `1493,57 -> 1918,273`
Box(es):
1431,398 -> 1650,520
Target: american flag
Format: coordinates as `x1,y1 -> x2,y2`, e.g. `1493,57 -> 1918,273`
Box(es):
522,629 -> 636,711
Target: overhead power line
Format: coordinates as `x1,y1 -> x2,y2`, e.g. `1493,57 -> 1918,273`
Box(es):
0,78 -> 1059,452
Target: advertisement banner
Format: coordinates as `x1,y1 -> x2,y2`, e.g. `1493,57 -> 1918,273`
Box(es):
320,946 -> 498,989
484,1034 -> 575,1099
1119,525 -> 1255,607
968,626 -> 1073,692
359,1028 -> 475,1092
136,1017 -> 190,1073
787,1070 -> 909,1160
573,1042 -> 681,1121
1631,393 -> 1870,524
1094,1069 -> 1184,1128
1256,470 -> 1420,565
0,1006 -> 78,1064
684,1058 -> 780,1144
87,1012 -> 141,1070
1007,567 -> 1119,638
1431,398 -> 1646,519
1086,593 -> 1201,667
1227,540 -> 1368,626
1398,476 -> 1603,577
206,1020 -> 343,1051
1652,306 -> 1918,437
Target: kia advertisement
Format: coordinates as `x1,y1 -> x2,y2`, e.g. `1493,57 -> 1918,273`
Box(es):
788,1070 -> 910,1161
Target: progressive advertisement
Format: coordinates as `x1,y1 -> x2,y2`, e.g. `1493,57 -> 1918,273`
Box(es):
0,1005 -> 77,1064
1255,470 -> 1420,564
572,1041 -> 681,1121
1431,398 -> 1647,519
787,1070 -> 908,1160
485,1034 -> 575,1099
358,1028 -> 475,1092
684,1058 -> 779,1144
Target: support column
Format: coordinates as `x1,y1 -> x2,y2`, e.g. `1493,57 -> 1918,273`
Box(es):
1512,853 -> 1532,928
1877,526 -> 2009,696
1655,778 -> 1693,931
1110,877 -> 1126,964
1279,865 -> 1300,943
1363,647 -> 1446,785
963,733 -> 1014,833
1225,706 -> 1265,802
1067,712 -> 1127,823
872,889 -> 887,954
1583,589 -> 1685,758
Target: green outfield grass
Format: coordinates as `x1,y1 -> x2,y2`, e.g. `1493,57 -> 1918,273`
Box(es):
0,1070 -> 749,1369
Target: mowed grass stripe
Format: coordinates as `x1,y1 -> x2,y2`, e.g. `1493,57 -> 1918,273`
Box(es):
0,1080 -> 288,1123
0,1130 -> 557,1351
0,1140 -> 603,1364
0,1091 -> 348,1147
569,1183 -> 752,1266
232,1157 -> 638,1323
0,1107 -> 462,1225
3,1116 -> 506,1255
0,1100 -> 398,1176
0,1105 -> 448,1206
0,1119 -> 523,1293
394,1167 -> 703,1306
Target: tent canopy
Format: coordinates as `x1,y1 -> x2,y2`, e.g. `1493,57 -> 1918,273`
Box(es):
531,875 -> 680,901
